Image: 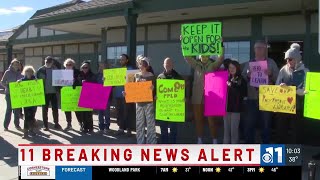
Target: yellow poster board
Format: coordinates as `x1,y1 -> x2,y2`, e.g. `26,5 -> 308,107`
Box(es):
103,68 -> 127,86
259,85 -> 296,114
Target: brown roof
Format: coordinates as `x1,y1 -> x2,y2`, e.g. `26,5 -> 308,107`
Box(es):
33,0 -> 133,19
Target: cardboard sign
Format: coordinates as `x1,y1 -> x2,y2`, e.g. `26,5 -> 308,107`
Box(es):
249,61 -> 268,87
204,71 -> 228,116
259,85 -> 296,114
156,79 -> 185,122
304,72 -> 320,120
126,70 -> 140,83
9,80 -> 45,108
103,68 -> 127,86
61,87 -> 92,111
52,69 -> 74,86
181,22 -> 222,56
78,82 -> 112,110
124,81 -> 153,103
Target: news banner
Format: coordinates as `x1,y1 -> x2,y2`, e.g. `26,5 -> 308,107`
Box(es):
18,144 -> 302,179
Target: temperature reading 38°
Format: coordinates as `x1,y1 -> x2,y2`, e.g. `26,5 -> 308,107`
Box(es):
289,156 -> 298,162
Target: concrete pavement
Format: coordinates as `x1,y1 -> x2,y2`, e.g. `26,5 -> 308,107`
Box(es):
0,94 -> 319,179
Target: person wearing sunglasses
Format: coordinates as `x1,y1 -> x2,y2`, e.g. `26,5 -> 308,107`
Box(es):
63,58 -> 82,130
275,43 -> 309,144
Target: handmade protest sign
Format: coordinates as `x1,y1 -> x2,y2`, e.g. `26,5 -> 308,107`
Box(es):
181,22 -> 222,56
126,70 -> 140,83
259,85 -> 296,114
249,61 -> 268,87
204,71 -> 228,116
52,69 -> 74,86
78,82 -> 112,110
304,72 -> 320,120
156,79 -> 185,122
9,79 -> 45,109
61,87 -> 92,111
124,81 -> 153,103
103,68 -> 127,86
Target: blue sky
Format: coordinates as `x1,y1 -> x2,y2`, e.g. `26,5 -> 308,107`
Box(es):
0,0 -> 70,31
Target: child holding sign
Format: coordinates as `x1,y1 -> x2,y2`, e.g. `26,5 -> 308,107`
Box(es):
224,60 -> 247,144
19,66 -> 38,138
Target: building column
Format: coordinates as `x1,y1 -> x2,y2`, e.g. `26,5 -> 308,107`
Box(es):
6,44 -> 13,67
250,16 -> 263,59
101,28 -> 107,63
125,8 -> 138,67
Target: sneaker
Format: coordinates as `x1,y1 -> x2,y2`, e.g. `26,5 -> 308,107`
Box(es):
125,130 -> 133,137
4,127 -> 8,131
15,126 -> 22,130
22,131 -> 28,139
54,124 -> 62,130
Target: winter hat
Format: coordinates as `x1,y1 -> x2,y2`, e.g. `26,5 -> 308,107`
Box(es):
284,43 -> 302,63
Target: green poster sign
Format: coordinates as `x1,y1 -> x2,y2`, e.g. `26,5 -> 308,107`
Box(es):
304,72 -> 320,120
9,79 -> 45,109
103,68 -> 127,86
61,87 -> 92,112
156,79 -> 185,122
181,22 -> 222,56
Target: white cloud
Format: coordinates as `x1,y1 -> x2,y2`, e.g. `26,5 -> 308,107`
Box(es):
0,6 -> 33,15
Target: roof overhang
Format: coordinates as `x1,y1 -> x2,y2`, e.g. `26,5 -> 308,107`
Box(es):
31,0 -> 316,36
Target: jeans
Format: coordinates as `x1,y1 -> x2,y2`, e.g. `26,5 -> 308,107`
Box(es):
98,104 -> 110,130
159,121 -> 177,144
116,98 -> 135,131
3,94 -> 20,129
245,99 -> 272,144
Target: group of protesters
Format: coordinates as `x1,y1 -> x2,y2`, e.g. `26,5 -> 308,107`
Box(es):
1,38 -> 309,144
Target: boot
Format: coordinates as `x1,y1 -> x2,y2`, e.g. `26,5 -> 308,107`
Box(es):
22,129 -> 28,139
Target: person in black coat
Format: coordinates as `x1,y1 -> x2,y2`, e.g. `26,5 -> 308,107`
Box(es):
63,58 -> 82,130
78,61 -> 97,133
224,60 -> 247,144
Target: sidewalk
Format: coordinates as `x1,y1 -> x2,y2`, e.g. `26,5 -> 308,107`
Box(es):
0,94 -> 319,179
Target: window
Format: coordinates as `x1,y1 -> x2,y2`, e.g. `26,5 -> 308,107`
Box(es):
107,45 -> 144,67
224,41 -> 250,64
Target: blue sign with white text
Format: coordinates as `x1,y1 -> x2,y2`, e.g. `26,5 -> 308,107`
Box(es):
260,144 -> 285,166
56,166 -> 92,180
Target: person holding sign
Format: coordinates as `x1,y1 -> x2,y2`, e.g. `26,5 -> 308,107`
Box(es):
115,54 -> 136,136
157,57 -> 184,144
224,60 -> 247,144
1,59 -> 23,130
37,56 -> 62,131
181,35 -> 225,144
275,43 -> 309,144
78,61 -> 97,133
131,57 -> 157,144
63,58 -> 82,130
18,66 -> 38,138
241,40 -> 279,144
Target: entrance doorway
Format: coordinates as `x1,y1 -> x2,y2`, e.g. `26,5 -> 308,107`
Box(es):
268,41 -> 303,68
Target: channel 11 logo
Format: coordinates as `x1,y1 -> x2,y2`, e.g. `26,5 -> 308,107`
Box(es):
260,145 -> 285,166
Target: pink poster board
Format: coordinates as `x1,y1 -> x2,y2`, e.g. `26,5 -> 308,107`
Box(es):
249,61 -> 268,87
204,71 -> 228,116
78,82 -> 112,110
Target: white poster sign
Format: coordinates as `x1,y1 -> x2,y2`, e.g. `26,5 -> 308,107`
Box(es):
52,70 -> 74,86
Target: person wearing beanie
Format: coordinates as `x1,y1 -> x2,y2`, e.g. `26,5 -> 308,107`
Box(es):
275,43 -> 309,144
